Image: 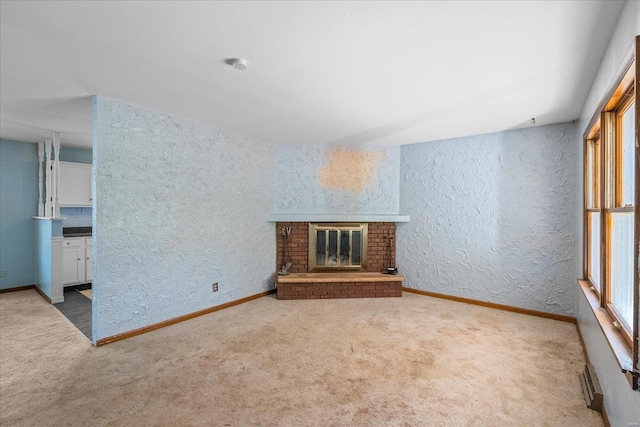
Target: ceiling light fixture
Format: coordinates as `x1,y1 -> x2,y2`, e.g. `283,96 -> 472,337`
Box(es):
229,58 -> 247,70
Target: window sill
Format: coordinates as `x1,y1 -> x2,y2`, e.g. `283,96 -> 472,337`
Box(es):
578,279 -> 637,388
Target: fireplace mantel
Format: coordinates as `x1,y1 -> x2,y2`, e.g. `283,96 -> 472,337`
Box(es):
267,214 -> 410,223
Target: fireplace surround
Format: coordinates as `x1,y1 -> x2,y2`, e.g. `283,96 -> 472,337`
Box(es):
275,221 -> 402,299
276,222 -> 396,274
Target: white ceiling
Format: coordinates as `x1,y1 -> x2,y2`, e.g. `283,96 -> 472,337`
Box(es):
0,1 -> 624,149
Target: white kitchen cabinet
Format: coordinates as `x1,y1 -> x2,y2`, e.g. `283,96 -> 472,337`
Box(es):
63,237 -> 92,286
63,246 -> 84,285
58,162 -> 92,207
84,237 -> 92,282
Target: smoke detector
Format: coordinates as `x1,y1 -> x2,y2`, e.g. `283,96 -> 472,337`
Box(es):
229,58 -> 247,70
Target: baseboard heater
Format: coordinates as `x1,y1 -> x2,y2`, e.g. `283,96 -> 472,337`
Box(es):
580,364 -> 603,413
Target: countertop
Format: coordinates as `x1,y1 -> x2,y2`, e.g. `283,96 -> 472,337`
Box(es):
63,227 -> 92,238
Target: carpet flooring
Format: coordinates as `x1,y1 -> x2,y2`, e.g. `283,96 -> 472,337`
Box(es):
0,289 -> 602,426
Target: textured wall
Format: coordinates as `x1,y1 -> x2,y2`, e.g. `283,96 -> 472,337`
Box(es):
93,96 -> 276,342
274,144 -> 400,215
398,123 -> 577,315
0,139 -> 38,289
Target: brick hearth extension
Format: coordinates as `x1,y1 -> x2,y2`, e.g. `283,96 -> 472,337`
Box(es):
277,272 -> 403,300
275,222 -> 402,300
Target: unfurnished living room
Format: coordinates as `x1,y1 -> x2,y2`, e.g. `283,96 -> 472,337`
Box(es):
1,1 -> 639,426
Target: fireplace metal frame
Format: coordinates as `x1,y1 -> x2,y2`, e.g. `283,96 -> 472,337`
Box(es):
308,223 -> 368,272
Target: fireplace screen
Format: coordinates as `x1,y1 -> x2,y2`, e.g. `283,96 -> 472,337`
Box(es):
308,223 -> 368,272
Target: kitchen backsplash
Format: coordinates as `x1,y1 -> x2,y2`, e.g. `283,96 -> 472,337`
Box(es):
61,207 -> 92,227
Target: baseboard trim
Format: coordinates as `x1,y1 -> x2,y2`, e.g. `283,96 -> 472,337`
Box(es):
601,404 -> 610,427
575,322 -> 590,364
0,284 -> 35,294
33,285 -> 52,304
402,287 -> 576,323
0,284 -> 54,304
96,289 -> 276,347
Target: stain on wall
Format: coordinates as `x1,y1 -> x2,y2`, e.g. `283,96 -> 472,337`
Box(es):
275,144 -> 400,215
319,149 -> 385,192
398,122 -> 578,316
93,96 -> 276,342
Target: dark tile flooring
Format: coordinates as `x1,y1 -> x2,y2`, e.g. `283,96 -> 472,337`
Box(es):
54,284 -> 92,340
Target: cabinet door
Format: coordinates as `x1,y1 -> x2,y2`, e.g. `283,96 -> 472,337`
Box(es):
62,247 -> 84,285
84,246 -> 92,282
59,162 -> 92,206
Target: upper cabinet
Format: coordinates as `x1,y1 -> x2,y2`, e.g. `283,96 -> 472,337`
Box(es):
58,161 -> 92,207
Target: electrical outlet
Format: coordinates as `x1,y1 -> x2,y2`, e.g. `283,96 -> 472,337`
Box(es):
212,282 -> 218,292
0,270 -> 6,277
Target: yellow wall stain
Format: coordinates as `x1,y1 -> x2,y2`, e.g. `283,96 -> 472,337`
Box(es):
319,149 -> 385,192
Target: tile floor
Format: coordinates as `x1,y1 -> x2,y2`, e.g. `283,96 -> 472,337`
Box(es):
54,284 -> 92,340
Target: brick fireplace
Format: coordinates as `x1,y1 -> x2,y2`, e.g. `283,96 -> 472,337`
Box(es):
275,222 -> 402,300
276,222 -> 396,273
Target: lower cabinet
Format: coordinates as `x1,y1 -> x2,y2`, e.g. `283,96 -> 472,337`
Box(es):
62,237 -> 92,286
85,243 -> 92,282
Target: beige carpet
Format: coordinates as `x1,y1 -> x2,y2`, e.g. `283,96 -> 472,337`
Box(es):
0,289 -> 601,426
79,289 -> 92,299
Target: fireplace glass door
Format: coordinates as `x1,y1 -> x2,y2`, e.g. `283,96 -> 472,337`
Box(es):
309,223 -> 367,272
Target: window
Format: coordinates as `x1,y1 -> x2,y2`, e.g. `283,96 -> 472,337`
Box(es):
583,52 -> 638,388
607,92 -> 635,339
585,127 -> 602,293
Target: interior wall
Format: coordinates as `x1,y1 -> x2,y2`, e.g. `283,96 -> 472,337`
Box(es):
577,291 -> 640,423
398,122 -> 578,316
274,144 -> 400,215
0,140 -> 92,290
34,218 -> 63,300
574,0 -> 640,424
92,96 -> 276,342
0,139 -> 38,289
